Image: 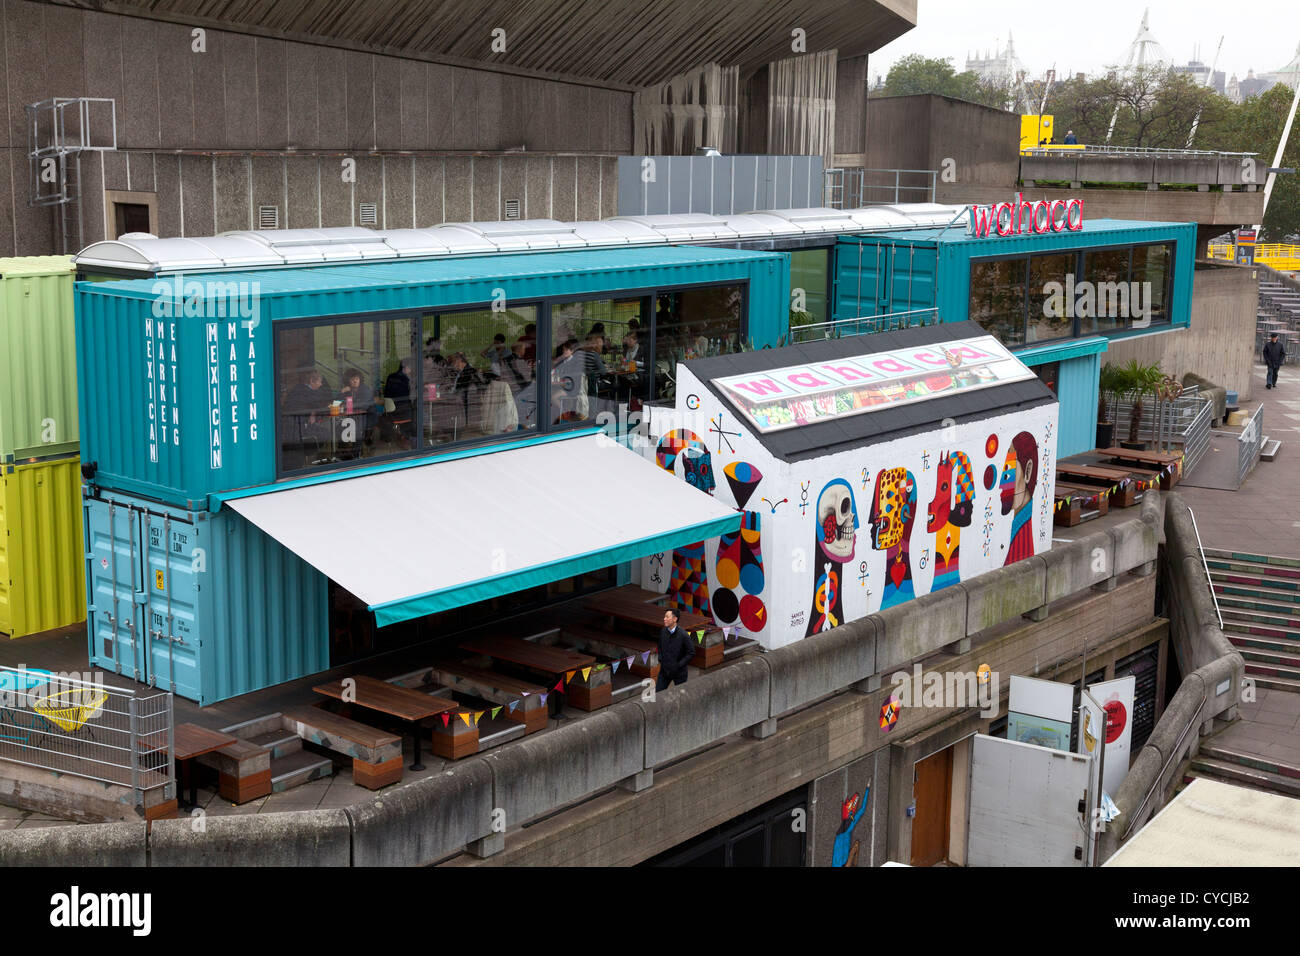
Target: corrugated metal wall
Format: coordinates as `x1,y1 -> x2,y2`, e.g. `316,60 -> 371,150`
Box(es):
616,155 -> 824,216
0,457 -> 85,638
0,258 -> 78,461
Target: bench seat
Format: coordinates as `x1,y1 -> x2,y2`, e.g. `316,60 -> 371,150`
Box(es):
281,706 -> 404,790
196,738 -> 272,804
427,662 -> 549,734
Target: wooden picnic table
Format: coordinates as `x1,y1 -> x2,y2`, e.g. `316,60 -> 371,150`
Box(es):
581,587 -> 740,667
458,635 -> 608,710
172,723 -> 237,809
1095,447 -> 1180,487
313,675 -> 456,771
1056,463 -> 1141,507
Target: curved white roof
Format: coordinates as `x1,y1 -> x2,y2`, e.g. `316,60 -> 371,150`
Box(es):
73,204 -> 966,275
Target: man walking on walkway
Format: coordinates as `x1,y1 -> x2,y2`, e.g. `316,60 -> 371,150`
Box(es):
1264,333 -> 1286,389
656,609 -> 694,691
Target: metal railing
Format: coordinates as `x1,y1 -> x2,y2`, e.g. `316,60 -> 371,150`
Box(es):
1237,404 -> 1264,485
1121,686 -> 1208,842
1022,146 -> 1257,160
789,307 -> 940,344
0,667 -> 173,808
824,168 -> 936,209
1106,389 -> 1212,475
1186,506 -> 1223,629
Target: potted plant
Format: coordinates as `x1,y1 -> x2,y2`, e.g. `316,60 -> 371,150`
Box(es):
1118,360 -> 1164,450
1097,363 -> 1123,449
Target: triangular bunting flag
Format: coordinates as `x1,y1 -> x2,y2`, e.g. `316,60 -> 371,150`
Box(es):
610,659 -> 620,674
491,706 -> 502,719
473,710 -> 485,725
696,631 -> 705,643
540,693 -> 548,705
520,690 -> 529,697
582,666 -> 591,681
641,651 -> 650,664
507,700 -> 519,713
459,712 -> 472,727
565,670 -> 576,683
625,656 -> 635,668
441,713 -> 450,727
554,678 -> 564,691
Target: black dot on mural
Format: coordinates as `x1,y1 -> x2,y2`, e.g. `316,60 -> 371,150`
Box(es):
712,589 -> 740,624
983,465 -> 996,490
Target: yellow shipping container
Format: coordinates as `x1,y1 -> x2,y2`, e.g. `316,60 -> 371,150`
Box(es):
0,455 -> 86,638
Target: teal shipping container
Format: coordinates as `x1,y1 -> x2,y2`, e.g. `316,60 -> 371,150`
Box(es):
83,487 -> 328,703
76,245 -> 789,508
832,217 -> 1197,458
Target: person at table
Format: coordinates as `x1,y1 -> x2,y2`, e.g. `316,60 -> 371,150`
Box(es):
1265,332 -> 1287,390
575,332 -> 609,378
622,330 -> 644,367
380,360 -> 415,445
284,371 -> 332,444
447,351 -> 484,431
656,609 -> 693,691
338,369 -> 375,451
480,333 -> 510,378
502,340 -> 534,390
516,323 -> 537,364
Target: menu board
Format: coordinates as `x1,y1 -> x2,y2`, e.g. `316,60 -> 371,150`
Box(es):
713,335 -> 1036,433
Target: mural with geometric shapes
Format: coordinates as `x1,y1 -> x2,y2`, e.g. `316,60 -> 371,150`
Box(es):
926,451 -> 974,591
870,467 -> 918,610
713,461 -> 768,633
808,478 -> 859,636
656,429 -> 715,615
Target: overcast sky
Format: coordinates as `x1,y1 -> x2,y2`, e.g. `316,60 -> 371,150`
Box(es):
871,0 -> 1300,84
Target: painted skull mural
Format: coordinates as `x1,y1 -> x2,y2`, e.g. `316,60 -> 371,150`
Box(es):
926,451 -> 975,591
870,466 -> 917,610
655,430 -> 715,615
1000,431 -> 1039,566
808,479 -> 859,636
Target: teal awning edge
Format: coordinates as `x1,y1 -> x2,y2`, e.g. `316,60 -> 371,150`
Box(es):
1013,335 -> 1109,365
368,511 -> 741,627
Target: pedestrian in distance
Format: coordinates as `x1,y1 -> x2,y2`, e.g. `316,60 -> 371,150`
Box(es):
1063,130 -> 1078,145
1264,333 -> 1286,389
655,609 -> 694,691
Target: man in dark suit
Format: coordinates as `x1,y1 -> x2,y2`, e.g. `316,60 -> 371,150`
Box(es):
656,609 -> 694,691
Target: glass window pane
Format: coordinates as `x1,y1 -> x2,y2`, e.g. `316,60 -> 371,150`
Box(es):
729,826 -> 766,867
277,317 -> 416,474
652,284 -> 744,403
420,306 -> 539,446
1026,253 -> 1074,343
1130,243 -> 1171,325
548,297 -> 648,426
968,259 -> 1026,347
790,249 -> 829,326
1079,248 -> 1129,335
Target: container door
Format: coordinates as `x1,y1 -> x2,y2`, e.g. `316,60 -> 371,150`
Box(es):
141,511 -> 201,700
84,498 -> 147,683
885,243 -> 938,317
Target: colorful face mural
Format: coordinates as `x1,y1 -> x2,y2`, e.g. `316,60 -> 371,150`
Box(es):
870,467 -> 917,610
808,479 -> 859,636
926,451 -> 974,590
656,429 -> 714,615
1001,430 -> 1039,566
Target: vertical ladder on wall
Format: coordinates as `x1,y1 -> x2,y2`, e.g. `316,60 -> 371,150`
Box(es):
26,98 -> 116,254
824,168 -> 844,209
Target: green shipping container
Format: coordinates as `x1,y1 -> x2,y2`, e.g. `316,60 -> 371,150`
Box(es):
0,256 -> 78,461
0,455 -> 86,638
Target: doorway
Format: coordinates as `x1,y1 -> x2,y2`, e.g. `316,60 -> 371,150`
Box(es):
910,746 -> 953,866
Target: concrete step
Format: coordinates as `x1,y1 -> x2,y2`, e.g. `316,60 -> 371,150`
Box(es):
1225,630 -> 1300,657
1189,757 -> 1300,799
1247,673 -> 1300,693
1204,548 -> 1300,571
1245,658 -> 1300,681
270,750 -> 334,792
1213,581 -> 1300,606
1206,555 -> 1300,580
1200,743 -> 1300,781
1219,602 -> 1300,629
476,720 -> 527,751
1216,592 -> 1300,617
1223,618 -> 1300,645
1236,645 -> 1300,669
246,729 -> 302,760
1261,438 -> 1281,461
1210,569 -> 1300,592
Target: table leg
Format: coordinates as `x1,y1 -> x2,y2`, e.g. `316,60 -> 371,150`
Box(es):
410,726 -> 424,772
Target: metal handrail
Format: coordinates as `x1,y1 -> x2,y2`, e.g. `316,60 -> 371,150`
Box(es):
1121,686 -> 1209,841
1186,505 -> 1223,629
789,307 -> 940,343
1023,146 -> 1257,159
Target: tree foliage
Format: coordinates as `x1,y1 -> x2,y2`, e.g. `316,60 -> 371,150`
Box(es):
873,54 -> 1010,111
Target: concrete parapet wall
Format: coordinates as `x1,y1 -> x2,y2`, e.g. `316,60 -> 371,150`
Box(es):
348,760 -> 494,866
149,809 -> 352,867
960,558 -> 1046,635
0,821 -> 146,867
767,616 -> 878,717
640,657 -> 770,767
1042,529 -> 1112,601
874,586 -> 967,674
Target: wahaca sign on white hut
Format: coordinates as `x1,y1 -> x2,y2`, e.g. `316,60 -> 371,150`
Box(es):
967,192 -> 1084,239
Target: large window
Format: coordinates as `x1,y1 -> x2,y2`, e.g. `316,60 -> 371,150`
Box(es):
970,242 -> 1175,347
274,281 -> 749,476
790,249 -> 829,326
652,284 -> 744,402
277,317 -> 417,473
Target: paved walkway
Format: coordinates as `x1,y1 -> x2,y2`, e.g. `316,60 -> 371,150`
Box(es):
1219,685 -> 1300,767
1178,362 -> 1300,558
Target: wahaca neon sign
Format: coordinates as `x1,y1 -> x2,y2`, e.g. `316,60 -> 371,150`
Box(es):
967,192 -> 1084,239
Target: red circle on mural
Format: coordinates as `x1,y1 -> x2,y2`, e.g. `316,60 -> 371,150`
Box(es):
1104,699 -> 1127,743
739,594 -> 767,631
985,434 -> 999,458
983,464 -> 996,490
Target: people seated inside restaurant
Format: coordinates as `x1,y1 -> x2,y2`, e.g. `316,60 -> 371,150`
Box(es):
502,340 -> 534,389
337,368 -> 375,454
284,370 -> 332,442
516,323 -> 538,364
480,333 -> 510,378
379,360 -> 415,447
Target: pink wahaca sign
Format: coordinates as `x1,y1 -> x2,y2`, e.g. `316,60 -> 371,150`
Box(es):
715,335 -> 1036,433
968,192 -> 1084,239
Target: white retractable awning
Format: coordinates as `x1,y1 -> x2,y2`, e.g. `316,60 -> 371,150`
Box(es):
221,433 -> 739,627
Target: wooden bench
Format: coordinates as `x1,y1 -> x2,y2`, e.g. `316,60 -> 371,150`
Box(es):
459,635 -> 609,711
1055,481 -> 1109,518
196,738 -> 272,804
582,589 -> 726,668
1056,465 -> 1140,508
1053,489 -> 1083,527
1095,447 -> 1181,488
560,623 -> 660,680
281,705 -> 405,790
426,662 -> 549,734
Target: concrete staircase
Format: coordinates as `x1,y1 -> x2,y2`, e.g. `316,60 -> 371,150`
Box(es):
1205,548 -> 1300,693
226,719 -> 334,794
